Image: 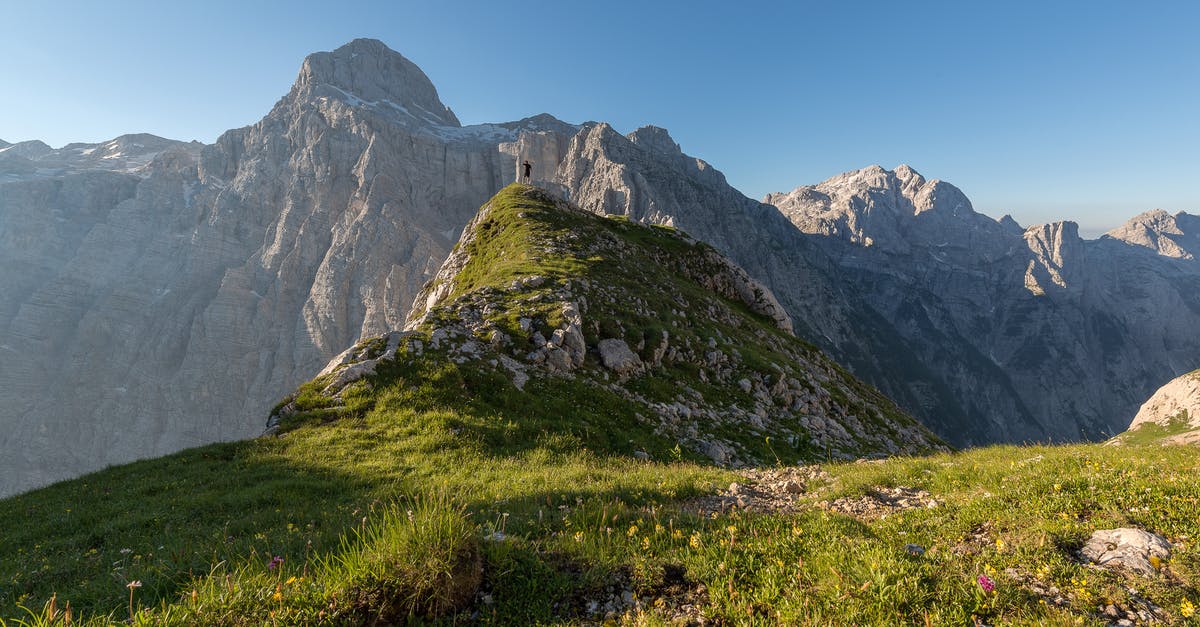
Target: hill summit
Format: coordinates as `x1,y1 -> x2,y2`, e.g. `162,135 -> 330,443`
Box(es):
272,183 -> 943,465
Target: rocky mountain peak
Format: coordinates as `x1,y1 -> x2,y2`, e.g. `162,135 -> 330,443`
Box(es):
497,113 -> 581,136
0,140 -> 54,160
892,163 -> 922,182
1105,209 -> 1200,260
998,214 -> 1024,233
1024,220 -> 1081,250
763,164 -> 994,255
291,38 -> 460,127
892,164 -> 929,199
627,125 -> 682,156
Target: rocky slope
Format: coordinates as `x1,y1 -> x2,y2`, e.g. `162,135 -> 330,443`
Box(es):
275,184 -> 943,464
1128,369 -> 1200,430
0,39 -> 577,496
766,166 -> 1200,442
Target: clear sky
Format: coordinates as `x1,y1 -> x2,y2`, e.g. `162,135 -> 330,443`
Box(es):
2,0 -> 1196,237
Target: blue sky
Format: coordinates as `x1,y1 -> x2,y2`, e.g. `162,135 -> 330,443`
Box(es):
1,0 -> 1196,236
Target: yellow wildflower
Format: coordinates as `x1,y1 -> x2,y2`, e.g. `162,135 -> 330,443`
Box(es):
1180,598 -> 1194,618
689,533 -> 702,549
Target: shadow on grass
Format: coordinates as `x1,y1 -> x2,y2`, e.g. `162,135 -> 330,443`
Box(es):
0,408 -> 720,622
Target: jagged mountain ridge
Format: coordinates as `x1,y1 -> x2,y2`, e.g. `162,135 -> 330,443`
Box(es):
0,133 -> 199,183
767,165 -> 1200,440
2,38 -> 1196,495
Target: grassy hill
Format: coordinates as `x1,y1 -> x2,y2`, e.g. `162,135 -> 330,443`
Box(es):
1,186 -> 1197,625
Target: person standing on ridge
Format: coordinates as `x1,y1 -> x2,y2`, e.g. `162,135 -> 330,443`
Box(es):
522,160 -> 532,183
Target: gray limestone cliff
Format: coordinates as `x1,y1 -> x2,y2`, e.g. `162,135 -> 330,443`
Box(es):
0,40 -> 574,496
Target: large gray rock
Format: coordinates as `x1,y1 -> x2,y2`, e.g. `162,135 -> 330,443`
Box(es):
1080,528 -> 1172,576
597,338 -> 641,375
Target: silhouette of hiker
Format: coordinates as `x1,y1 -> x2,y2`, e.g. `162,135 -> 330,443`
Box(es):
522,160 -> 532,182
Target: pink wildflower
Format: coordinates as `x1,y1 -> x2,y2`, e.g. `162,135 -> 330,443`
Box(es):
977,574 -> 995,593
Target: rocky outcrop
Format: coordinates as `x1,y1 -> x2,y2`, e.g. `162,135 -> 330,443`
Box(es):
1080,528 -> 1172,577
1128,369 -> 1200,431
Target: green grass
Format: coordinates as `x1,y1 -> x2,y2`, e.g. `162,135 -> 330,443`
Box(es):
4,424 -> 1199,625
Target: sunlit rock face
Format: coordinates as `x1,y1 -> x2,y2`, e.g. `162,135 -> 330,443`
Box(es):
1128,370 -> 1200,431
0,39 -> 578,496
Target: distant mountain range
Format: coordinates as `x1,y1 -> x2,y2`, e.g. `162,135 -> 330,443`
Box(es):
1,38 -> 1196,496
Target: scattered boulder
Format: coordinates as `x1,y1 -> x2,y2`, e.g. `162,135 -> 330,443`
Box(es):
597,338 -> 642,375
1079,528 -> 1171,576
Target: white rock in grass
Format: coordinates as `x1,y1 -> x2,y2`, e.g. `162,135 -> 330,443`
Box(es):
1079,528 -> 1171,576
